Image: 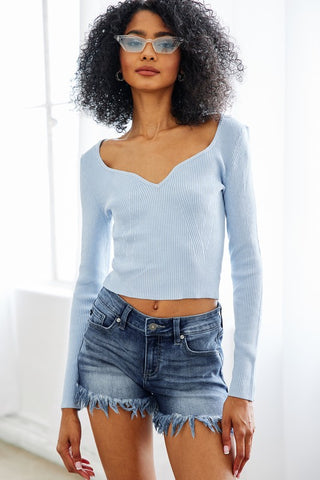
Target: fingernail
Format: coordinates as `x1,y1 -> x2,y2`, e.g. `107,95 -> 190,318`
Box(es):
234,470 -> 239,478
223,445 -> 230,454
75,461 -> 82,470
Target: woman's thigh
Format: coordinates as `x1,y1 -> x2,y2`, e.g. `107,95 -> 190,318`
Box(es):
164,420 -> 235,480
87,405 -> 157,480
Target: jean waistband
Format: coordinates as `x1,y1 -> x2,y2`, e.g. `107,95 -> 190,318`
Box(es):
96,286 -> 223,337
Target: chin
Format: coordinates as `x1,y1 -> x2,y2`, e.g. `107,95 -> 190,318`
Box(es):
130,77 -> 176,90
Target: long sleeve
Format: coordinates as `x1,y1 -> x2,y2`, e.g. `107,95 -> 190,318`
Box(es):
61,153 -> 112,408
223,124 -> 263,401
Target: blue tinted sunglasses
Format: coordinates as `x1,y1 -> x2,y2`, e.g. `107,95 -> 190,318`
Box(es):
114,35 -> 183,54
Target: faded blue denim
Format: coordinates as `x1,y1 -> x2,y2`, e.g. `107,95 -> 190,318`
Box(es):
75,286 -> 229,438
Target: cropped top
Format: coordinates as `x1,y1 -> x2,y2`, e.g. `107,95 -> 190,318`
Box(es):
61,114 -> 263,408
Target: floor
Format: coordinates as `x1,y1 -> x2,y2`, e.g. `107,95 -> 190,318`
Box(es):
0,439 -> 73,480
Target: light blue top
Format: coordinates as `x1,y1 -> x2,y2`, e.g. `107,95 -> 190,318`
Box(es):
61,114 -> 263,408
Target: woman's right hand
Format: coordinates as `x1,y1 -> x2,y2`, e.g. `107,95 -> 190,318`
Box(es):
56,408 -> 95,479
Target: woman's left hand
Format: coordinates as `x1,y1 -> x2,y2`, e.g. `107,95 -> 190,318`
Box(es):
221,395 -> 255,478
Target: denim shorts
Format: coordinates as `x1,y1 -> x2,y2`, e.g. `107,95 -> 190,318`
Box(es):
75,286 -> 229,438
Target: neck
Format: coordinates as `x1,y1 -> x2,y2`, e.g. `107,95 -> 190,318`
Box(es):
129,88 -> 178,140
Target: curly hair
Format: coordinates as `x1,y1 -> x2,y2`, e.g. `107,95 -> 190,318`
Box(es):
71,0 -> 245,132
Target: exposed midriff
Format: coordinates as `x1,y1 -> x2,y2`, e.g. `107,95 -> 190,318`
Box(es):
118,295 -> 218,317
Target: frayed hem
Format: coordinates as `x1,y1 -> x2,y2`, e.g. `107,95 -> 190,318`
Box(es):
74,383 -> 158,419
153,410 -> 222,439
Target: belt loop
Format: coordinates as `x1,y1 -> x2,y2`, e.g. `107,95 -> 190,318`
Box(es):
118,304 -> 131,330
173,317 -> 181,344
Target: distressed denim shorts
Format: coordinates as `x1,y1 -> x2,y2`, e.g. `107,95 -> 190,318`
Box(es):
75,286 -> 229,438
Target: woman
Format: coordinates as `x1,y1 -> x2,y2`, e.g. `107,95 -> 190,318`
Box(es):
56,1 -> 263,479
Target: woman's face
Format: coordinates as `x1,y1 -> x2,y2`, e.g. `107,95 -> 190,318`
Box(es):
119,10 -> 181,91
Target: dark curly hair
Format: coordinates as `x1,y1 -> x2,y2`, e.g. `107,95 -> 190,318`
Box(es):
71,0 -> 245,132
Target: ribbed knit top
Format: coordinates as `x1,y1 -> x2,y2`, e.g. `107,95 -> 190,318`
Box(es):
61,114 -> 263,408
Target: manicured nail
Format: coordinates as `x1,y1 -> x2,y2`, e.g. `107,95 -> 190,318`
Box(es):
223,445 -> 230,454
75,461 -> 82,470
234,470 -> 239,478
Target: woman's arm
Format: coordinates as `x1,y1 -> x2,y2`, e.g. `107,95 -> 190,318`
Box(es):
61,152 -> 113,408
57,152 -> 112,478
223,123 -> 263,401
222,123 -> 263,477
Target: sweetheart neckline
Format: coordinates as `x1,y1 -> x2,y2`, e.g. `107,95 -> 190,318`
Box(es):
95,114 -> 225,187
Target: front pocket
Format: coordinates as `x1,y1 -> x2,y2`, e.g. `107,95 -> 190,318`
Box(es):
88,302 -> 118,330
182,326 -> 223,356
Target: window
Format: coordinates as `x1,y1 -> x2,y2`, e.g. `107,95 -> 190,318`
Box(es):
6,1 -> 81,285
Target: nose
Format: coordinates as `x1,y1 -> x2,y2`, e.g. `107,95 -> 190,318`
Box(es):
140,40 -> 157,59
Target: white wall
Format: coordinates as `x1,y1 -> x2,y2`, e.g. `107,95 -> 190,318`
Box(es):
283,1 -> 320,478
0,287 -> 107,480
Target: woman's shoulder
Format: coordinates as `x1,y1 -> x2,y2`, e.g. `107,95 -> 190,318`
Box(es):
212,114 -> 250,172
220,113 -> 248,135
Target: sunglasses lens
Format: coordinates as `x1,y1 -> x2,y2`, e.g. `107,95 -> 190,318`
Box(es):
154,38 -> 180,53
121,37 -> 145,52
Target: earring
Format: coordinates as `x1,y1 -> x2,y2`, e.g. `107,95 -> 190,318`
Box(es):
115,70 -> 124,81
177,71 -> 185,82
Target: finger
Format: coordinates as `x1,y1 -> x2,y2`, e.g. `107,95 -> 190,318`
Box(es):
237,431 -> 253,477
71,459 -> 94,479
70,437 -> 82,465
83,470 -> 94,477
233,429 -> 246,477
57,442 -> 79,473
221,417 -> 232,455
73,455 -> 95,478
73,462 -> 92,480
83,471 -> 95,478
71,439 -> 94,477
78,470 -> 92,480
69,439 -> 93,477
81,466 -> 94,474
79,458 -> 93,469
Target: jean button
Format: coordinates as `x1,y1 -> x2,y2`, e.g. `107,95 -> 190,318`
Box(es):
180,334 -> 184,339
116,317 -> 121,323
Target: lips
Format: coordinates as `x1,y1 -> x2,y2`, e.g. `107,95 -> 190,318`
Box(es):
135,66 -> 160,73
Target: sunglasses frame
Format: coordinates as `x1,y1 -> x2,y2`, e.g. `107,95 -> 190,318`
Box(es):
114,34 -> 183,54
